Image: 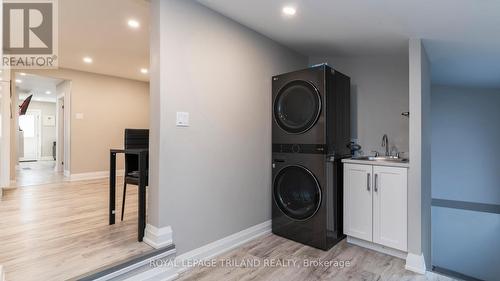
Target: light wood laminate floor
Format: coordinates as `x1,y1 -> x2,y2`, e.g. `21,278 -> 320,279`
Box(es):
15,161 -> 66,187
177,234 -> 456,281
0,178 -> 153,281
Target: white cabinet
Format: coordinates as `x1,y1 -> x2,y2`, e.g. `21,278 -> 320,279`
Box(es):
372,165 -> 407,251
343,163 -> 407,252
344,164 -> 373,241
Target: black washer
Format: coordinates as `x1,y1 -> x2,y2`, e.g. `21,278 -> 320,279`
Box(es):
273,165 -> 321,221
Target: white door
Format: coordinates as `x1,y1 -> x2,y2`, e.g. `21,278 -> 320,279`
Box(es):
19,110 -> 41,161
343,163 -> 373,241
373,165 -> 408,251
56,96 -> 64,171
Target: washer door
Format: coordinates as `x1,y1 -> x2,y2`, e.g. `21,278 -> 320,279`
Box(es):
273,165 -> 321,221
274,80 -> 321,134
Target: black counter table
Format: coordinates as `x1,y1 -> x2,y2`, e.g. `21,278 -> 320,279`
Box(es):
109,148 -> 148,241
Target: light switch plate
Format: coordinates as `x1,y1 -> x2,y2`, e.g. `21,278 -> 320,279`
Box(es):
176,112 -> 189,127
75,113 -> 84,120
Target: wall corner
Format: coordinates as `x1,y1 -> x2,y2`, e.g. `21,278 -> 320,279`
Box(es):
143,224 -> 173,249
406,252 -> 426,274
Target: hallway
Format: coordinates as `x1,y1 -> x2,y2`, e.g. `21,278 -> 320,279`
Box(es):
15,161 -> 65,187
0,178 -> 152,281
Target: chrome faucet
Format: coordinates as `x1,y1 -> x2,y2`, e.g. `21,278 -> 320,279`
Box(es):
382,134 -> 389,156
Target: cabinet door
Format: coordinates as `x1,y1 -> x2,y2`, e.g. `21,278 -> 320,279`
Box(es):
373,166 -> 407,251
343,163 -> 373,241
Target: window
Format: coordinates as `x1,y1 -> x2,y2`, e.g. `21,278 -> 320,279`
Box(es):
19,115 -> 35,138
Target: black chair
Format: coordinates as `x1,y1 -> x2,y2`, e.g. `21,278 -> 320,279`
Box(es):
121,129 -> 149,221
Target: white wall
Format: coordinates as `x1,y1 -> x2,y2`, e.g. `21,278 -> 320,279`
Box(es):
408,38 -> 432,268
56,81 -> 71,174
309,56 -> 409,155
150,0 -> 307,254
421,47 -> 432,270
0,75 -> 11,188
0,3 -> 10,189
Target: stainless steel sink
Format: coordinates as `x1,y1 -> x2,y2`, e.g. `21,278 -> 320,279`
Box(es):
352,156 -> 409,163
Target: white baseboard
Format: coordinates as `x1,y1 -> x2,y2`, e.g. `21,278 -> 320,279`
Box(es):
346,236 -> 407,260
144,225 -> 173,249
405,252 -> 426,274
64,170 -> 70,177
176,220 -> 271,270
39,156 -> 55,161
125,220 -> 271,281
68,170 -> 124,182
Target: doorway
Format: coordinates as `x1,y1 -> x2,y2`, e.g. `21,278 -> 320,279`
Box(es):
19,109 -> 41,162
14,73 -> 68,187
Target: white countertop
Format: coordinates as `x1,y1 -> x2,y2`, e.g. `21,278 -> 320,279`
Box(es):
342,158 -> 410,168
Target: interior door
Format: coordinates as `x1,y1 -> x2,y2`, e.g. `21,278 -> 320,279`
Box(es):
19,110 -> 41,161
373,166 -> 407,251
343,163 -> 373,241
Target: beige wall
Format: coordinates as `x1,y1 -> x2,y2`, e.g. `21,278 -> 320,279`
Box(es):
11,68 -> 149,176
150,0 -> 307,254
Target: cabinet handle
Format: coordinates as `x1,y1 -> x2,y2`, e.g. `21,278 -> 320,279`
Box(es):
374,174 -> 378,192
367,173 -> 370,191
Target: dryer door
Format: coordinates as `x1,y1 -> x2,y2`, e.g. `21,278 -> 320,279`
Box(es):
273,165 -> 321,221
273,80 -> 321,134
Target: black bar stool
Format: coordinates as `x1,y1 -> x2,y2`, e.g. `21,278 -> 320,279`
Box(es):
121,129 -> 149,221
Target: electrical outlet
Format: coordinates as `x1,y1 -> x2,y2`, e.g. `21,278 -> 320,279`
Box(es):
176,112 -> 189,127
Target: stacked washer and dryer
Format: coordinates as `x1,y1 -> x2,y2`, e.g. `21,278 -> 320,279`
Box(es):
271,64 -> 351,250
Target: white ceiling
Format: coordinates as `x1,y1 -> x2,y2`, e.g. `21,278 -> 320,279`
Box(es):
198,0 -> 500,88
58,0 -> 149,82
16,73 -> 63,103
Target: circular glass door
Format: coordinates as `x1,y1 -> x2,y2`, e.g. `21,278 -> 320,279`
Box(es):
274,80 -> 321,134
273,166 -> 321,220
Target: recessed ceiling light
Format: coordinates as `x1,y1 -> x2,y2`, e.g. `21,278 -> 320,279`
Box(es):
16,79 -> 22,83
128,19 -> 140,29
140,68 -> 148,74
19,72 -> 27,76
83,57 -> 93,64
45,91 -> 51,95
282,6 -> 296,16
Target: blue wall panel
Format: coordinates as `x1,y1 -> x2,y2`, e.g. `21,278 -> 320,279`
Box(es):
432,207 -> 500,280
432,86 -> 500,280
